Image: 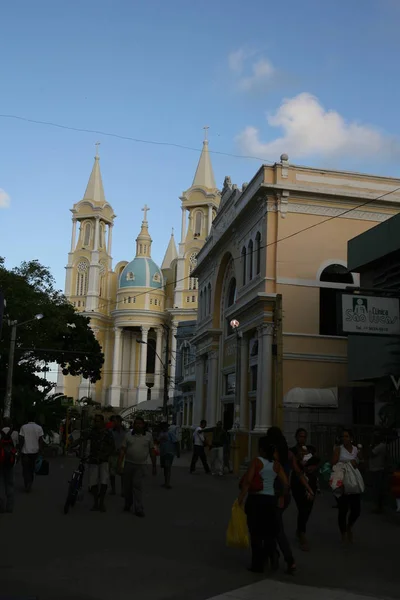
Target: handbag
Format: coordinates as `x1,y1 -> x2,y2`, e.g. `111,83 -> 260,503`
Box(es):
239,471 -> 263,493
343,463 -> 364,495
226,500 -> 249,549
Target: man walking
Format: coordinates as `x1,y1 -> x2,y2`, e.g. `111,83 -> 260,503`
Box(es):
190,420 -> 210,474
210,421 -> 228,476
19,412 -> 44,492
0,417 -> 18,512
109,415 -> 126,496
118,416 -> 156,517
86,414 -> 115,512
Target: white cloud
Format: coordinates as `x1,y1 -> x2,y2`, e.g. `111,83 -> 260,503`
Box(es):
228,49 -> 275,92
0,189 -> 10,208
236,93 -> 398,161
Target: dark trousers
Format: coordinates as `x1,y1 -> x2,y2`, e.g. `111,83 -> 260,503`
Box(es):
246,494 -> 280,572
275,497 -> 294,564
21,453 -> 37,491
0,467 -> 14,512
123,463 -> 146,513
337,494 -> 361,533
371,470 -> 386,510
190,446 -> 210,473
292,486 -> 314,534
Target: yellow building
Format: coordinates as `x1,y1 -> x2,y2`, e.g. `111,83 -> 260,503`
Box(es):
191,154 -> 400,461
57,140 -> 220,413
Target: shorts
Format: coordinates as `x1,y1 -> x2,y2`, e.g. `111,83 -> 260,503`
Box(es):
88,462 -> 109,488
160,453 -> 174,469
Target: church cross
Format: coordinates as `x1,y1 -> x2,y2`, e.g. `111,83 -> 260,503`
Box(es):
142,204 -> 150,221
95,141 -> 101,157
203,125 -> 209,141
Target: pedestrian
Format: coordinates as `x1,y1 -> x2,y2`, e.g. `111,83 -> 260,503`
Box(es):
118,416 -> 157,517
169,423 -> 181,458
369,430 -> 387,514
190,419 -> 211,474
390,463 -> 400,512
109,415 -> 126,496
0,417 -> 19,512
290,428 -> 320,551
19,412 -> 44,493
210,421 -> 228,476
106,415 -> 116,430
86,414 -> 115,512
159,422 -> 177,489
238,436 -> 288,573
332,429 -> 363,543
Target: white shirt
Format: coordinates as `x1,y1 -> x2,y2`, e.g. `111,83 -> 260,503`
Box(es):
339,444 -> 358,463
1,427 -> 19,447
19,422 -> 44,454
193,427 -> 205,447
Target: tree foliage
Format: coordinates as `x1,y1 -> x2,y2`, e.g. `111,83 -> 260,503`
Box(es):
0,258 -> 104,419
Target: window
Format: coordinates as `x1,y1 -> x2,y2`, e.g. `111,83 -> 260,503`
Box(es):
99,222 -> 104,248
139,244 -> 143,254
153,273 -> 160,283
248,240 -> 254,281
250,365 -> 258,391
192,295 -> 195,302
128,296 -> 131,303
150,298 -> 153,305
189,252 -> 198,290
319,264 -> 354,336
207,283 -> 212,314
241,247 -> 247,285
194,211 -> 203,237
76,260 -> 89,296
255,232 -> 261,275
126,271 -> 135,281
83,223 -> 91,246
187,296 -> 190,303
225,373 -> 236,395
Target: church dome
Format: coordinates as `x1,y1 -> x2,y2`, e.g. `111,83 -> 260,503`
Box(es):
119,257 -> 163,289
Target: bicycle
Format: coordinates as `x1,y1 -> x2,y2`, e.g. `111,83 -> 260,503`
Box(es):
64,455 -> 86,514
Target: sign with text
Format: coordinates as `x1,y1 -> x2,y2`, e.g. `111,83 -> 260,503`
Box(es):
342,294 -> 400,335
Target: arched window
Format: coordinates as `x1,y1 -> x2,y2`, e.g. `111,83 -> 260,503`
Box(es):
83,223 -> 91,247
194,211 -> 203,237
255,232 -> 261,275
248,240 -> 254,281
226,277 -> 237,334
76,260 -> 89,296
241,247 -> 247,286
99,222 -> 104,249
189,252 -> 198,291
207,283 -> 212,315
99,259 -> 107,296
319,264 -> 354,336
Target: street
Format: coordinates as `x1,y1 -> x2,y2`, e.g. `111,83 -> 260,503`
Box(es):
0,454 -> 399,600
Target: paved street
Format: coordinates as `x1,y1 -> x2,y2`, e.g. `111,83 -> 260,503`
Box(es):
0,454 -> 399,600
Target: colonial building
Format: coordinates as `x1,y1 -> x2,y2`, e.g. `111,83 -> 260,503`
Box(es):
190,154 -> 400,462
57,139 -> 220,412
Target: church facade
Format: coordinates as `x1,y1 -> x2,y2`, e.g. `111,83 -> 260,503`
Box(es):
57,140 -> 220,413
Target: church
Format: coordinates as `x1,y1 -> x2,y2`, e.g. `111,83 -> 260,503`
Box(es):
56,138 -> 220,413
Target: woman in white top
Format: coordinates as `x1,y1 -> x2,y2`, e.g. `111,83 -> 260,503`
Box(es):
332,429 -> 363,543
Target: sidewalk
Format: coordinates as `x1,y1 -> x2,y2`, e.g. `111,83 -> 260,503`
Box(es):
207,580 -> 388,600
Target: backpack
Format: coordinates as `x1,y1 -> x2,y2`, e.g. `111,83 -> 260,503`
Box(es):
0,429 -> 17,467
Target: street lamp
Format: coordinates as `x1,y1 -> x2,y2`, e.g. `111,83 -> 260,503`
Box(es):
4,313 -> 44,418
136,336 -> 169,418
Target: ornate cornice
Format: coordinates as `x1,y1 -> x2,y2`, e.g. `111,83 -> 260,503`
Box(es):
267,201 -> 392,223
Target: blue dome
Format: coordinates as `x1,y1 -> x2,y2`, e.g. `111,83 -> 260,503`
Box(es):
119,257 -> 164,289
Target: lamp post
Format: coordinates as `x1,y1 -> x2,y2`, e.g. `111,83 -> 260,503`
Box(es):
230,318 -> 242,475
4,313 -> 44,418
137,331 -> 169,418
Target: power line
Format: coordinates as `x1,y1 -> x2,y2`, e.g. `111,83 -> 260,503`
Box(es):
0,113 -> 275,164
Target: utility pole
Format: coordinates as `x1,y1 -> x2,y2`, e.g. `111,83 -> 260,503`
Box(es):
4,321 -> 17,418
163,325 -> 170,419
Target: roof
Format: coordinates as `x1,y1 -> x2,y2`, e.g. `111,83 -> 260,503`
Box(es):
161,231 -> 178,270
83,155 -> 106,205
119,257 -> 164,289
192,140 -> 216,189
348,212 -> 400,272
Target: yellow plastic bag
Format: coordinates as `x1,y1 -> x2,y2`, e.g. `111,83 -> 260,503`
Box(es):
226,500 -> 249,549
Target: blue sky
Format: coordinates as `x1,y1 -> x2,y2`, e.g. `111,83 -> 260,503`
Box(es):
1,0 -> 400,290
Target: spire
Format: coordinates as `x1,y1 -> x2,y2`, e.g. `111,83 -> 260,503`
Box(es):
161,228 -> 178,270
83,143 -> 106,204
136,204 -> 152,257
192,128 -> 216,189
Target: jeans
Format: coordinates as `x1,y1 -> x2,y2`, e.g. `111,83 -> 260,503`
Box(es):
292,486 -> 315,534
210,447 -> 224,475
337,494 -> 361,533
190,446 -> 210,473
0,467 -> 14,512
21,453 -> 37,491
245,494 -> 280,572
123,463 -> 146,513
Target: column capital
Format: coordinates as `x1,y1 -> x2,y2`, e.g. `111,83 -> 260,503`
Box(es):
113,326 -> 121,335
257,323 -> 274,336
141,325 -> 150,334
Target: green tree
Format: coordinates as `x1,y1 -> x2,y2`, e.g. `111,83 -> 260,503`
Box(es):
0,258 -> 104,420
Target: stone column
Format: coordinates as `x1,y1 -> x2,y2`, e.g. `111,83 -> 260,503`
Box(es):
70,218 -> 77,252
207,350 -> 219,426
107,223 -> 113,256
181,207 -> 187,243
239,334 -> 249,429
194,356 -> 205,426
154,326 -> 163,398
137,326 -> 149,403
208,204 -> 213,234
169,324 -> 177,397
94,217 -> 100,251
109,326 -> 122,407
254,324 -> 274,432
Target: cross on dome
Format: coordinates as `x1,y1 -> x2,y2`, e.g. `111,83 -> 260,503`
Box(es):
142,204 -> 150,221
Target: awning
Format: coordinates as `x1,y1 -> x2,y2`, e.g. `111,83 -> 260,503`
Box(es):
284,387 -> 338,408
119,398 -> 172,419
